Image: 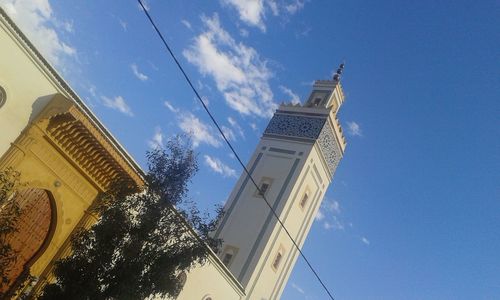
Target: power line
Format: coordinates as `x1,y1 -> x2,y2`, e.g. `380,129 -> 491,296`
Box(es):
136,1 -> 336,299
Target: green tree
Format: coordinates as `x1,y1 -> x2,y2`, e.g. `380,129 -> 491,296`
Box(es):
0,168 -> 23,294
40,137 -> 222,300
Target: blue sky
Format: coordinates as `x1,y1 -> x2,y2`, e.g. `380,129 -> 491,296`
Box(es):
2,0 -> 499,299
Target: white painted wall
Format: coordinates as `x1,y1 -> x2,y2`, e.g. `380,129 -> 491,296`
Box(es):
213,79 -> 346,299
0,16 -> 60,156
245,145 -> 331,299
174,253 -> 245,300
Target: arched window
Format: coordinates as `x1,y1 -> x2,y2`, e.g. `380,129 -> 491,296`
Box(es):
1,188 -> 55,294
0,85 -> 6,108
254,177 -> 273,198
221,245 -> 238,268
272,245 -> 286,272
222,249 -> 234,266
174,271 -> 187,297
299,192 -> 309,208
177,271 -> 187,288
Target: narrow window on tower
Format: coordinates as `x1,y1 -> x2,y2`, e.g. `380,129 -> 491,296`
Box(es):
259,183 -> 269,196
221,246 -> 238,267
272,245 -> 285,271
299,192 -> 309,209
254,177 -> 273,198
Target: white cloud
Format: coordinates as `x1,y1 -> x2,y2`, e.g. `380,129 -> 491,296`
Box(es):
227,116 -> 237,127
163,100 -> 180,113
323,215 -> 344,231
119,19 -> 127,31
291,282 -> 305,295
101,96 -> 133,116
131,63 -> 148,81
61,20 -> 73,33
279,85 -> 300,104
347,121 -> 362,136
228,117 -> 245,138
285,0 -> 305,14
221,118 -> 246,143
201,96 -> 210,106
179,113 -> 221,148
88,85 -> 97,97
361,237 -> 370,245
323,221 -> 334,230
1,0 -> 76,66
221,125 -> 236,141
250,123 -> 258,131
325,200 -> 341,214
148,127 -> 164,149
221,0 -> 266,31
181,19 -> 192,29
204,155 -> 237,178
316,199 -> 344,231
268,0 -> 279,16
315,209 -> 324,221
220,0 -> 306,31
183,14 -> 277,118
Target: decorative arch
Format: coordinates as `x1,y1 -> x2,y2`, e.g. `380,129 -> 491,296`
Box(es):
1,188 -> 56,295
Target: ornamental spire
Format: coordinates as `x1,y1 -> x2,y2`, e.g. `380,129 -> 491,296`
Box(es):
332,62 -> 345,82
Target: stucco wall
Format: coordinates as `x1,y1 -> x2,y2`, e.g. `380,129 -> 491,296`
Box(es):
172,253 -> 245,300
0,16 -> 60,155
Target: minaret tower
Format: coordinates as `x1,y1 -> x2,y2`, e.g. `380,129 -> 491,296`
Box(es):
214,65 -> 348,299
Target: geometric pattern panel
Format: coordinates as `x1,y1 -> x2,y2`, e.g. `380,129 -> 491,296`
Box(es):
264,114 -> 326,140
317,122 -> 342,176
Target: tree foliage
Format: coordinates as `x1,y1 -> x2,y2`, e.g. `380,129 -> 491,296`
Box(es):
40,137 -> 222,300
0,168 -> 23,294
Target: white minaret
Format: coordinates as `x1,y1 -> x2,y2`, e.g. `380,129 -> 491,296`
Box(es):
214,66 -> 347,299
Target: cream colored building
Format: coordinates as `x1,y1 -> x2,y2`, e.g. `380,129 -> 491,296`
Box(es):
1,7 -> 348,299
0,7 -> 146,296
176,74 -> 347,300
0,7 -> 243,299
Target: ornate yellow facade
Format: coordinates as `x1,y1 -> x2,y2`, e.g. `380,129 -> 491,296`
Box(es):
0,8 -> 144,297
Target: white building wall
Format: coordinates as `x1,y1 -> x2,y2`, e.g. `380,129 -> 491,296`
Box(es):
243,144 -> 331,299
213,132 -> 335,299
214,77 -> 346,299
257,145 -> 331,299
174,252 -> 245,300
0,16 -> 60,155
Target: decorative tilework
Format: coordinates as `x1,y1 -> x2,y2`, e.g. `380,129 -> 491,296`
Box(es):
264,114 -> 326,139
263,112 -> 341,176
317,122 -> 341,175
